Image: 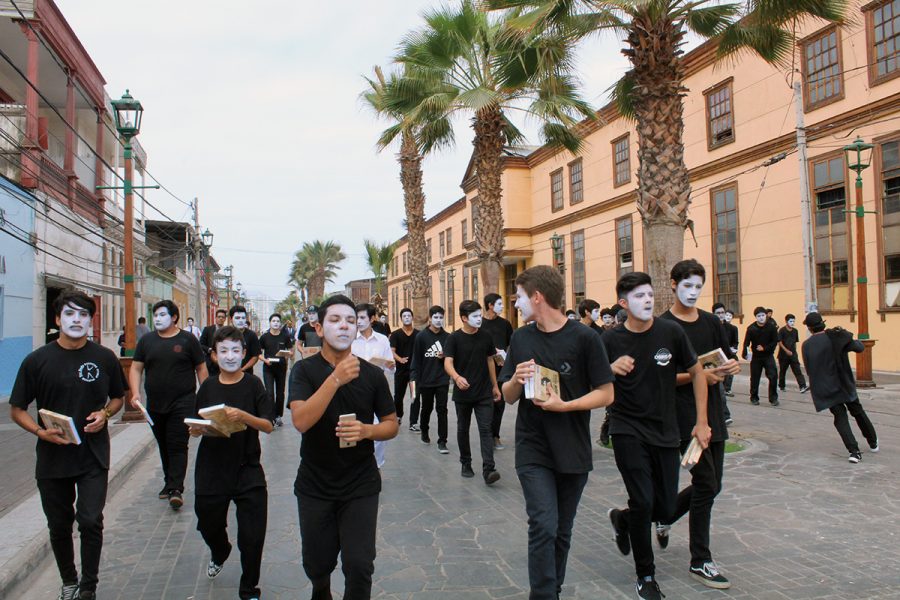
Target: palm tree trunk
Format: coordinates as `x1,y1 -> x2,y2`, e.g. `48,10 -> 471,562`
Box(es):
473,105 -> 505,295
399,131 -> 430,328
627,16 -> 690,313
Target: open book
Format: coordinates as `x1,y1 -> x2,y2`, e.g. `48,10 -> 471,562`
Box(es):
38,409 -> 82,445
184,404 -> 247,438
697,348 -> 729,370
524,364 -> 560,402
681,436 -> 704,470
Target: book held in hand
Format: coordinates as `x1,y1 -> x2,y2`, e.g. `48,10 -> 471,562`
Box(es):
184,418 -> 228,438
681,436 -> 704,470
524,364 -> 560,402
38,409 -> 82,445
133,400 -> 154,426
367,356 -> 393,370
697,348 -> 729,370
276,349 -> 293,358
184,404 -> 247,437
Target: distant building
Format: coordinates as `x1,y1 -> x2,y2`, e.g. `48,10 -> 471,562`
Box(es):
344,278 -> 376,306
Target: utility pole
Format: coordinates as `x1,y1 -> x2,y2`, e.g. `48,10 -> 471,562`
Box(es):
192,197 -> 204,327
794,81 -> 817,314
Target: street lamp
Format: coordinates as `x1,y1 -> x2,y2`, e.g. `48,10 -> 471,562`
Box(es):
842,136 -> 876,387
550,232 -> 565,273
201,228 -> 214,249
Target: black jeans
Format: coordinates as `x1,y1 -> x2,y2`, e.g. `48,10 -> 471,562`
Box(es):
455,399 -> 495,473
491,365 -> 505,438
393,370 -> 410,420
196,487 -> 267,599
778,354 -> 807,389
263,364 -> 288,419
37,468 -> 108,593
148,402 -> 192,493
419,385 -> 449,443
723,373 -> 734,393
717,383 -> 732,421
830,400 -> 878,453
749,356 -> 778,403
612,435 -> 680,578
297,492 -> 379,600
665,440 -> 725,566
517,465 -> 588,600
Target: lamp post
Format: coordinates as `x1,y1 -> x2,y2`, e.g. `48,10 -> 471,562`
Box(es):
192,226 -> 213,327
842,137 -> 877,388
550,232 -> 565,273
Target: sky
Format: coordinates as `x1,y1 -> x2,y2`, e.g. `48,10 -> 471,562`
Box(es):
56,1 -> 635,305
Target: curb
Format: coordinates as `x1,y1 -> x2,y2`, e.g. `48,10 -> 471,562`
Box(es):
0,422 -> 154,597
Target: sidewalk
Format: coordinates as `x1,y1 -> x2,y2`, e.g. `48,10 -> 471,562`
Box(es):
7,372 -> 900,599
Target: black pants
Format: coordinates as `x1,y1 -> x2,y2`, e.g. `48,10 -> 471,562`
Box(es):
778,354 -> 807,389
148,403 -> 191,493
665,440 -> 725,566
490,365 -> 505,438
196,487 -> 267,599
612,435 -> 680,578
455,399 -> 495,473
393,370 -> 410,420
717,383 -> 732,421
749,356 -> 778,403
723,373 -> 733,393
297,492 -> 379,600
263,364 -> 288,419
37,468 -> 108,593
517,465 -> 588,600
830,400 -> 878,453
419,385 -> 449,444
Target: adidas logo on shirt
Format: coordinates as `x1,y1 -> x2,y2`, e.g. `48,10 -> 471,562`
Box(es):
424,342 -> 443,358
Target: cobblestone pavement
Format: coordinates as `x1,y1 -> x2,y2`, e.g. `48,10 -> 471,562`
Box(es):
11,375 -> 900,599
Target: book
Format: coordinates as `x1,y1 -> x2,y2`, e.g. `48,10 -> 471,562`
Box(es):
367,356 -> 394,369
524,365 -> 560,402
681,436 -> 704,470
492,349 -> 507,367
38,409 -> 82,445
267,357 -> 282,364
184,417 -> 228,438
183,404 -> 248,437
276,349 -> 293,358
134,400 -> 154,426
697,348 -> 729,370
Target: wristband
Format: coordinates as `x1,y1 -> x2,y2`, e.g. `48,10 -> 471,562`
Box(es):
103,406 -> 112,420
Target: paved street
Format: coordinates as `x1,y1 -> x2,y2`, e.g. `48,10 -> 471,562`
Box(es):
8,374 -> 900,600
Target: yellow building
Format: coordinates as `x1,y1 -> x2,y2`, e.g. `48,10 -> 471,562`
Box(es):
386,0 -> 900,372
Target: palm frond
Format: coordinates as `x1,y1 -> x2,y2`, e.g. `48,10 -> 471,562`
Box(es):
608,71 -> 636,121
683,4 -> 741,37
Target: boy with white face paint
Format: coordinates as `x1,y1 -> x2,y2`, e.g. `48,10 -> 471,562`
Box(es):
444,300 -> 501,481
10,292 -> 126,600
481,293 -> 514,450
410,305 -> 451,444
296,305 -> 323,357
352,303 -> 396,469
130,300 -> 208,509
229,305 -> 261,373
259,313 -> 294,426
601,271 -> 711,600
287,295 -> 398,600
389,308 -> 420,429
499,266 -> 615,600
777,313 -> 808,393
577,298 -> 604,336
741,306 -> 780,406
189,326 -> 273,599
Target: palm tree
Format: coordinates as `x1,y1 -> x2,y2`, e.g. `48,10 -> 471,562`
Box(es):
274,290 -> 303,327
363,239 -> 397,296
289,240 -> 346,303
489,0 -> 846,310
395,0 -> 596,294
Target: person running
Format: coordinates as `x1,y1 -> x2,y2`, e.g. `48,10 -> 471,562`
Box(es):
654,260 -> 739,589
230,305 -> 261,373
410,306 -> 450,447
9,291 -> 126,600
480,293 -> 514,450
444,300 -> 501,484
190,326 -> 273,600
288,295 -> 398,600
741,307 -> 779,406
498,266 -> 614,600
801,313 -> 879,463
130,300 -> 208,509
296,305 -> 323,357
577,298 -> 604,336
778,314 -> 809,393
259,313 -> 294,427
352,303 -> 396,469
200,309 -> 227,376
389,307 -> 418,428
602,272 -> 711,600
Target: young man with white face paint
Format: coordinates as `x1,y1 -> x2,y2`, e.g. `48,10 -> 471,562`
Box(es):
352,303 -> 396,469
389,308 -> 420,428
601,271 -> 711,600
577,298 -> 604,336
741,306 -> 780,406
259,313 -> 294,426
130,300 -> 208,509
184,317 -> 201,339
777,313 -> 808,393
712,303 -> 739,401
296,305 -> 323,357
10,291 -> 126,600
229,305 -> 261,373
498,266 -> 615,600
601,307 -> 616,330
288,295 -> 398,600
444,300 -> 501,482
410,305 -> 451,443
200,309 -> 228,375
189,326 -> 272,599
480,293 -> 514,450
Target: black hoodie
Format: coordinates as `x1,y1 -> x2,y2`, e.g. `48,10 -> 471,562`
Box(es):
410,327 -> 450,388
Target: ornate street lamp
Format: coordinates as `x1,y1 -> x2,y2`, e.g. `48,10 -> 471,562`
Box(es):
842,137 -> 877,387
201,228 -> 214,249
550,232 -> 565,273
111,90 -> 143,139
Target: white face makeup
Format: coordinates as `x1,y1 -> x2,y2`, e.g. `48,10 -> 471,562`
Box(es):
430,314 -> 444,329
724,312 -> 733,323
401,312 -> 413,326
624,284 -> 655,322
567,313 -> 577,320
466,310 -> 483,329
215,339 -> 245,373
321,305 -> 357,351
270,317 -> 282,330
379,315 -> 387,324
591,308 -> 600,321
714,309 -> 726,322
356,312 -> 371,333
602,314 -> 614,325
153,308 -> 174,331
307,311 -> 318,324
755,313 -> 767,325
232,313 -> 248,330
58,303 -> 91,339
675,275 -> 704,308
787,319 -> 796,328
493,299 -> 503,314
514,286 -> 534,322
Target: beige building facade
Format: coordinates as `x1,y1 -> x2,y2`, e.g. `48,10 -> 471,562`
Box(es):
386,0 -> 900,372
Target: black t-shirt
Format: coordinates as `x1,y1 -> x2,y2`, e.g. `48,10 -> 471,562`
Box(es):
480,316 -> 514,351
10,341 -> 126,479
241,329 -> 262,368
259,329 -> 293,368
133,330 -> 205,413
589,321 -> 604,337
288,353 -> 395,500
778,326 -> 800,356
660,310 -> 729,443
194,374 -> 271,495
444,329 -> 497,403
601,319 -> 698,448
388,328 -> 418,376
499,320 -> 614,473
298,323 -> 322,348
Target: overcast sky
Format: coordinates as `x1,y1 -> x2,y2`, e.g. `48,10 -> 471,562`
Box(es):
57,1 -> 635,304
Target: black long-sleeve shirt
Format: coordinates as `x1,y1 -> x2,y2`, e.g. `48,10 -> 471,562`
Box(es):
409,327 -> 450,388
742,322 -> 778,359
724,322 -> 739,350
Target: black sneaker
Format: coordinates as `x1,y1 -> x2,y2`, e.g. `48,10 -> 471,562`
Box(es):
635,576 -> 665,599
770,399 -> 780,407
655,523 -> 670,549
724,417 -> 734,426
168,490 -> 183,510
57,583 -> 79,600
778,386 -> 785,392
608,508 -> 630,555
409,423 -> 420,432
869,441 -> 879,453
484,470 -> 501,485
724,390 -> 734,397
799,385 -> 809,393
79,590 -> 96,600
849,451 -> 862,463
421,436 -> 431,444
461,464 -> 475,478
690,561 -> 731,589
750,398 -> 760,405
158,486 -> 169,499
437,442 -> 449,454
207,559 -> 224,579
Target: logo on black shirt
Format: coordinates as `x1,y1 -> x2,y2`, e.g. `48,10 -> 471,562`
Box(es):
78,362 -> 100,382
558,361 -> 572,375
173,344 -> 183,353
424,342 -> 443,358
654,348 -> 672,366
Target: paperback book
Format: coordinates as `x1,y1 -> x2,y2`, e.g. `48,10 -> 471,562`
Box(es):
697,348 -> 729,370
38,409 -> 82,445
681,436 -> 704,470
524,365 -> 560,402
184,404 -> 247,437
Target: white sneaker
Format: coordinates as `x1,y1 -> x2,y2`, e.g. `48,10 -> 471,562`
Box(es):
57,584 -> 79,600
869,442 -> 879,453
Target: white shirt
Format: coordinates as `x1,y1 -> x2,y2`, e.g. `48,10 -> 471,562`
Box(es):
184,325 -> 201,339
351,329 -> 394,376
